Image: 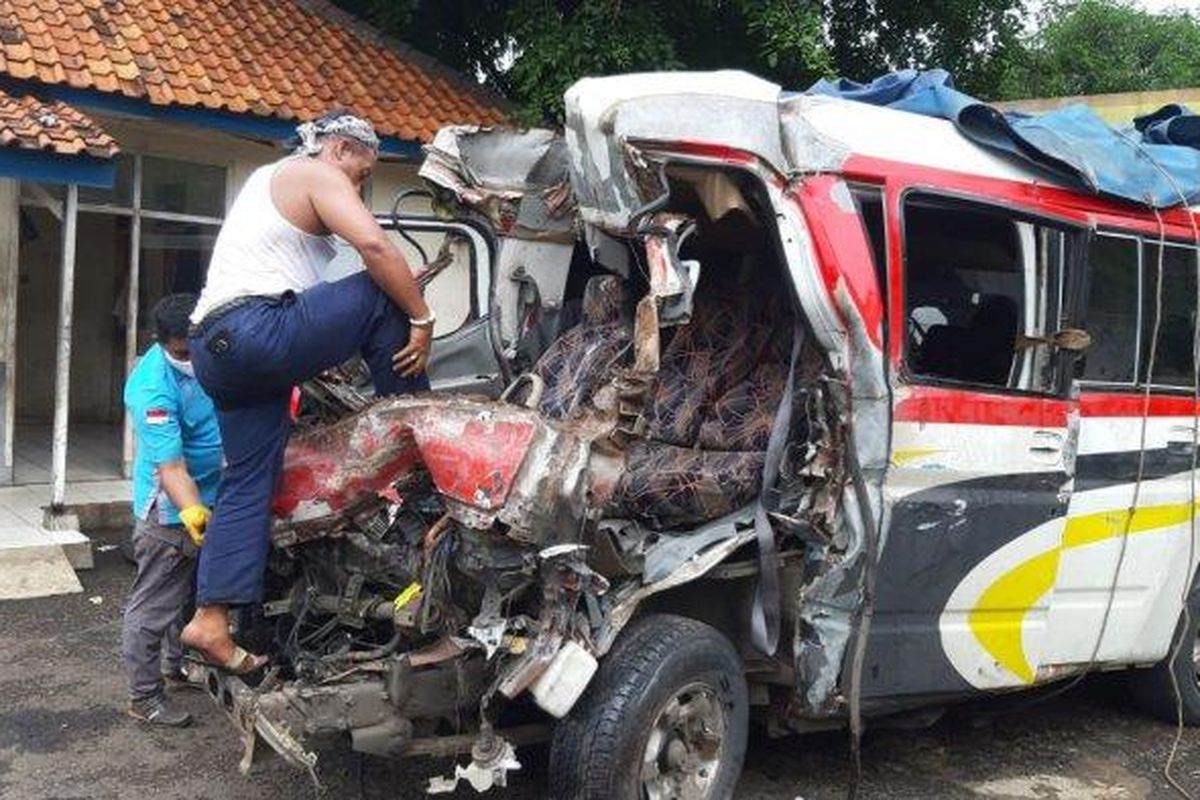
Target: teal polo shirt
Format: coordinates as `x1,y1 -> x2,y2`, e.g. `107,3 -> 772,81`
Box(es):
123,344 -> 223,525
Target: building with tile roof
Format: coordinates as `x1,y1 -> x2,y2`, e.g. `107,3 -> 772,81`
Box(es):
0,0 -> 509,552
0,0 -> 506,147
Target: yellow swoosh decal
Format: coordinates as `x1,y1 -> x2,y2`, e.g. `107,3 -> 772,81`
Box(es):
892,448 -> 943,466
967,501 -> 1198,684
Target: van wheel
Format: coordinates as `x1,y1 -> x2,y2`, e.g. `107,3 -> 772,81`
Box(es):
1129,594 -> 1200,725
548,614 -> 748,800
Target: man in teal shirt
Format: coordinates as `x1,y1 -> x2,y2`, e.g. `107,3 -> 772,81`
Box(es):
121,294 -> 222,727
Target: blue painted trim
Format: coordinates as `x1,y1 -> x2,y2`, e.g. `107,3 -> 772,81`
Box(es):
0,80 -> 424,160
0,148 -> 114,186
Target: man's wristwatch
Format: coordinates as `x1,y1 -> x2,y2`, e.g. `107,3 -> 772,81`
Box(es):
411,311 -> 437,328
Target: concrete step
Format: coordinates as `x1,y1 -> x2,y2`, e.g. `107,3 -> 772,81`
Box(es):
0,481 -> 130,597
0,540 -> 83,600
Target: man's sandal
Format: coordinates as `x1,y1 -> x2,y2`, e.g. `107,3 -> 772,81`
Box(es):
187,645 -> 269,676
218,646 -> 268,675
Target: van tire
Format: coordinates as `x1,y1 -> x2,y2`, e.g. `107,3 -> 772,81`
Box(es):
1129,594 -> 1200,726
548,614 -> 748,800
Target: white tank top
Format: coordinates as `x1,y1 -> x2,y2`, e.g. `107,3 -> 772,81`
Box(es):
192,157 -> 338,323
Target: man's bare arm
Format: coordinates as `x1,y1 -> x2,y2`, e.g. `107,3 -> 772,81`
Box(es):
306,165 -> 431,321
158,460 -> 201,510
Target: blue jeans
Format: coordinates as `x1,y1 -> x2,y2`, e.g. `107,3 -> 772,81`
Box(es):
189,271 -> 429,606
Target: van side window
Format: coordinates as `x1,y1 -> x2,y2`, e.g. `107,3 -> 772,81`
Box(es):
1079,235 -> 1139,384
903,194 -> 1071,393
1141,241 -> 1197,388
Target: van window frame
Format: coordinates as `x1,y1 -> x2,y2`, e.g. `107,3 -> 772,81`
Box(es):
897,187 -> 1085,399
847,181 -> 888,350
1142,237 -> 1200,391
1083,228 -> 1200,394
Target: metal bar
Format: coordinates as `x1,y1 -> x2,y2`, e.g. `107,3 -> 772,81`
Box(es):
50,184 -> 78,509
77,203 -> 134,216
121,156 -> 143,478
69,204 -> 222,225
403,724 -> 551,758
1,180 -> 18,484
137,209 -> 223,225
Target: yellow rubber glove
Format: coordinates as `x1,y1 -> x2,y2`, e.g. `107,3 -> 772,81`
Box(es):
179,505 -> 211,548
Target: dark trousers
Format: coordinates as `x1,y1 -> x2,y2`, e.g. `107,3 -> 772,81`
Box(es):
121,518 -> 197,701
189,271 -> 429,606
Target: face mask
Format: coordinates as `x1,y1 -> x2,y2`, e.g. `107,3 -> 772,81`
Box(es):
164,351 -> 195,379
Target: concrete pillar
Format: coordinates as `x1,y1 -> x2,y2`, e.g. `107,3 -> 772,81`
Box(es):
0,179 -> 18,485
49,184 -> 77,510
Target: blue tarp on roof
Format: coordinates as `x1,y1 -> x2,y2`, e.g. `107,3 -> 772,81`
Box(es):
805,69 -> 1200,209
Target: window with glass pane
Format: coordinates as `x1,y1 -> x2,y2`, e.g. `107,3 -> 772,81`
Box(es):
19,181 -> 64,205
136,219 -> 219,353
79,154 -> 135,207
1080,235 -> 1140,384
142,156 -> 226,218
1141,241 -> 1197,387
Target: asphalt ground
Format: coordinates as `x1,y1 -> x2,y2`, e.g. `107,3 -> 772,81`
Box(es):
1,525 -> 1199,799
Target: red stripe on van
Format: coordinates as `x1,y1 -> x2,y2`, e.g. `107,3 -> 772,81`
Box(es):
1080,392 -> 1200,418
894,385 -> 1070,426
842,154 -> 1200,239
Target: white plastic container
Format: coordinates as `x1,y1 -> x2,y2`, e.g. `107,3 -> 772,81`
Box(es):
530,639 -> 599,718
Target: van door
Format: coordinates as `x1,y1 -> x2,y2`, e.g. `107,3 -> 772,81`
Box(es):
1044,233 -> 1200,669
865,192 -> 1083,699
325,214 -> 503,395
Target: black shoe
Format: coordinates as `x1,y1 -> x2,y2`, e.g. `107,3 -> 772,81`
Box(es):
127,694 -> 192,727
162,664 -> 204,691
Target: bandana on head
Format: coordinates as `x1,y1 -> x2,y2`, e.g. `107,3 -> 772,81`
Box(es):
295,113 -> 380,155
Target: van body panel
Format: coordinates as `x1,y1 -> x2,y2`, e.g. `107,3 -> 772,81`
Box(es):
1046,399 -> 1200,666
817,148 -> 1200,701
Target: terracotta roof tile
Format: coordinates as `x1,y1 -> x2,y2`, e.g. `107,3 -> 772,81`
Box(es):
0,89 -> 117,157
0,0 -> 508,142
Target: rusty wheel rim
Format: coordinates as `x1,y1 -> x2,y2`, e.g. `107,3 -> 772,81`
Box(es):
640,681 -> 726,800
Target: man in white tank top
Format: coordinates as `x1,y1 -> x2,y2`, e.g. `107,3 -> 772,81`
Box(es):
180,111 -> 436,673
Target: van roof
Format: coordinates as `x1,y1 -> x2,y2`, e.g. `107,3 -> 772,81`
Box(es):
566,71 -> 1200,216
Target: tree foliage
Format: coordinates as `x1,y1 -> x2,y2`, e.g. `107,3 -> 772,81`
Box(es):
826,0 -> 1025,97
994,1 -> 1200,100
336,0 -> 1026,121
336,0 -> 1200,121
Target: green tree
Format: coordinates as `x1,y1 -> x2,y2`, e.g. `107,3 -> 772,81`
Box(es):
826,0 -> 1026,97
335,0 -> 1028,121
995,0 -> 1200,100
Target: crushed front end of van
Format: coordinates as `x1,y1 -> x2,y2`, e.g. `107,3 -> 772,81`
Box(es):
205,71 -> 890,798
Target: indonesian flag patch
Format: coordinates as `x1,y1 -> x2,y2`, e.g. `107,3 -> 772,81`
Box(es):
145,408 -> 170,426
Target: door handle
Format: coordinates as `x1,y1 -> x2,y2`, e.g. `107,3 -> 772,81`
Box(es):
1167,425 -> 1197,456
1029,430 -> 1064,455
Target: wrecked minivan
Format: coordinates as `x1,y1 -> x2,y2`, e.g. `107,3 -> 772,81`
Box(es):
205,71 -> 1200,798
